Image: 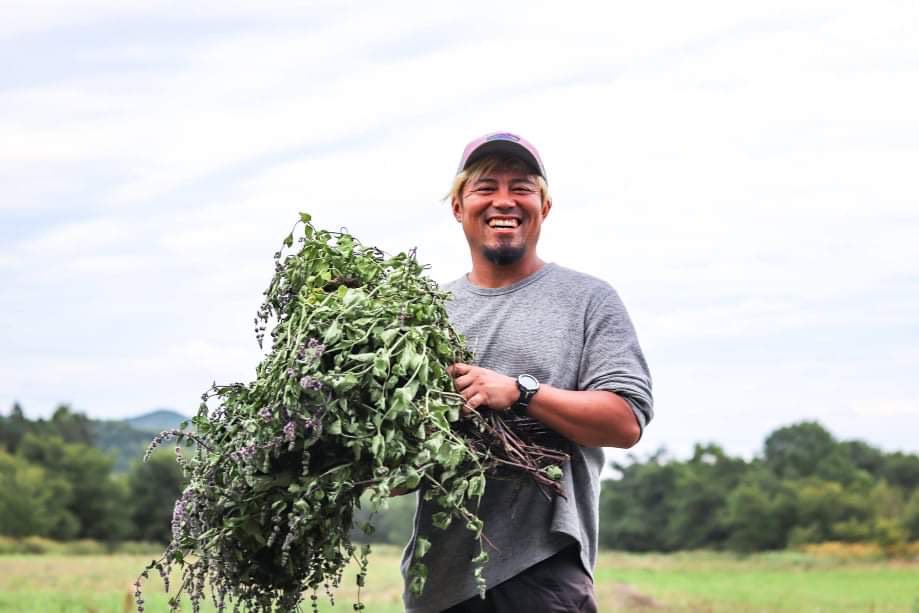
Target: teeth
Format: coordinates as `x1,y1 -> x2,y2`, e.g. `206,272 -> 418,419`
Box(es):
488,219 -> 518,228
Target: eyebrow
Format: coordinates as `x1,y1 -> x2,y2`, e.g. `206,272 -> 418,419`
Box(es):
470,176 -> 537,186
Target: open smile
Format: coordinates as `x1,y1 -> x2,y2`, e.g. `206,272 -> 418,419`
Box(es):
486,216 -> 521,230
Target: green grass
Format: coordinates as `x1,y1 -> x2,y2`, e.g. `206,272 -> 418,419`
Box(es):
595,550 -> 919,612
1,547 -> 917,612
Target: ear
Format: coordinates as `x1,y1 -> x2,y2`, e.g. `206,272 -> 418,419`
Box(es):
541,198 -> 552,219
452,197 -> 463,222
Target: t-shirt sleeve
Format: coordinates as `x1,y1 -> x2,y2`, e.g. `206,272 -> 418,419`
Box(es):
577,288 -> 654,436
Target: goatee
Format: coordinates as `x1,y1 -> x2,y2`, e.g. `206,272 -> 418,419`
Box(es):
482,243 -> 526,266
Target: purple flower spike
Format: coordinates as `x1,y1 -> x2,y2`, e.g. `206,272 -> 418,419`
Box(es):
283,420 -> 296,442
232,444 -> 257,463
299,375 -> 322,391
300,337 -> 326,359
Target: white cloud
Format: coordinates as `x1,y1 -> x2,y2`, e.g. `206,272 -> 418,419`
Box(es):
853,399 -> 919,418
2,1 -> 918,458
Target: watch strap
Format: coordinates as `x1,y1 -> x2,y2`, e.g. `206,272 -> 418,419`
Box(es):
514,375 -> 539,415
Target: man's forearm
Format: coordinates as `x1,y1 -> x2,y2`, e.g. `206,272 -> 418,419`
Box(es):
449,362 -> 641,449
527,386 -> 640,449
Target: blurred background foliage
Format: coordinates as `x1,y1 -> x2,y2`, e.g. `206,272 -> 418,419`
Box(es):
1,404 -> 917,555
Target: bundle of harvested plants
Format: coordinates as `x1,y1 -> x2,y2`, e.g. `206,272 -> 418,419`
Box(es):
136,213 -> 568,612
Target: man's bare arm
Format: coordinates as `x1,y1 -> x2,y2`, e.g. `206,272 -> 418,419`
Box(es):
525,385 -> 640,448
449,363 -> 641,449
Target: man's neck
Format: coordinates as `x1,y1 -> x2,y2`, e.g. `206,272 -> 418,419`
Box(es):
466,255 -> 546,289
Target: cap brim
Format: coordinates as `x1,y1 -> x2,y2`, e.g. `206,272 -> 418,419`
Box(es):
460,141 -> 545,179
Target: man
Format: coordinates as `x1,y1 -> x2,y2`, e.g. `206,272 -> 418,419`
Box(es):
401,132 -> 653,613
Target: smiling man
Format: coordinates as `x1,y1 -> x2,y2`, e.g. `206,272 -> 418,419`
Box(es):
401,132 -> 654,613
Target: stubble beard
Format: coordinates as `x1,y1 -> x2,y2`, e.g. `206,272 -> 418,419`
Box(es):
482,240 -> 526,266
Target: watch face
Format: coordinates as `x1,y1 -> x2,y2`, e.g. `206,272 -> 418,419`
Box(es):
518,374 -> 539,391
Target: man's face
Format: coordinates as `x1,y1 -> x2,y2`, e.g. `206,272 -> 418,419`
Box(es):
452,166 -> 550,266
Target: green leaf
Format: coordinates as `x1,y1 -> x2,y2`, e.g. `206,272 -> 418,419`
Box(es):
423,434 -> 444,453
402,468 -> 421,490
409,562 -> 427,595
388,385 -> 416,417
417,360 -> 430,384
399,342 -> 418,371
342,288 -> 367,308
380,328 -> 399,346
431,512 -> 452,530
372,351 -> 389,379
466,518 -> 483,536
468,475 -> 486,498
440,442 -> 466,469
370,434 -> 384,457
323,321 -> 341,344
337,235 -> 354,255
334,373 -> 359,392
414,537 -> 431,559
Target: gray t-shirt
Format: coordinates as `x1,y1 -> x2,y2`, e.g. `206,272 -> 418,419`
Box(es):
401,262 -> 653,613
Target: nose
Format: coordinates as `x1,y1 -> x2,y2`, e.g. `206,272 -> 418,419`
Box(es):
494,187 -> 515,208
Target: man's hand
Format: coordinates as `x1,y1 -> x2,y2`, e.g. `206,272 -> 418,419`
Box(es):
448,363 -> 518,413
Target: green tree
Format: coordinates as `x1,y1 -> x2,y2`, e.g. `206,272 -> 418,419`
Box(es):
902,489 -> 919,540
0,450 -> 77,537
127,453 -> 186,543
881,452 -> 919,492
763,421 -> 837,479
724,467 -> 797,551
49,404 -> 95,446
0,402 -> 29,452
813,446 -> 861,484
790,478 -> 873,544
662,443 -> 747,550
600,450 -> 681,551
18,433 -> 131,541
840,440 -> 885,476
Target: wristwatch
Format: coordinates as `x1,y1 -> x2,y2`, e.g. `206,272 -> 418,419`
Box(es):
514,374 -> 540,415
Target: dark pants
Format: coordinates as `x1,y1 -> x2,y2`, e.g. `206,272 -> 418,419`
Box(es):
442,545 -> 598,613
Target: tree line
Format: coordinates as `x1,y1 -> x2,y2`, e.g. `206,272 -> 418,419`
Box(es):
2,404 -> 918,553
0,403 -> 184,543
600,422 -> 919,552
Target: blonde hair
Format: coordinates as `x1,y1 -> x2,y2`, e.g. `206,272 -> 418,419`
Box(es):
448,155 -> 550,206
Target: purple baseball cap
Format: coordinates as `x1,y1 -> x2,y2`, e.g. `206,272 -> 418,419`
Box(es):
456,131 -> 547,181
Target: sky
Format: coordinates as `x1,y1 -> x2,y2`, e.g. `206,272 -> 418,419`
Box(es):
2,0 -> 918,460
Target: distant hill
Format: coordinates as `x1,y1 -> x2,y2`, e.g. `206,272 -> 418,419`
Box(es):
91,409 -> 190,472
124,409 -> 190,433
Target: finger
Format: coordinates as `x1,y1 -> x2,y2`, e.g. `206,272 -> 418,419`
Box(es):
463,391 -> 487,412
453,373 -> 475,393
449,363 -> 471,378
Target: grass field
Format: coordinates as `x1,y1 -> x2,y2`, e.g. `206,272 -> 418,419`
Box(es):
1,547 -> 917,612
